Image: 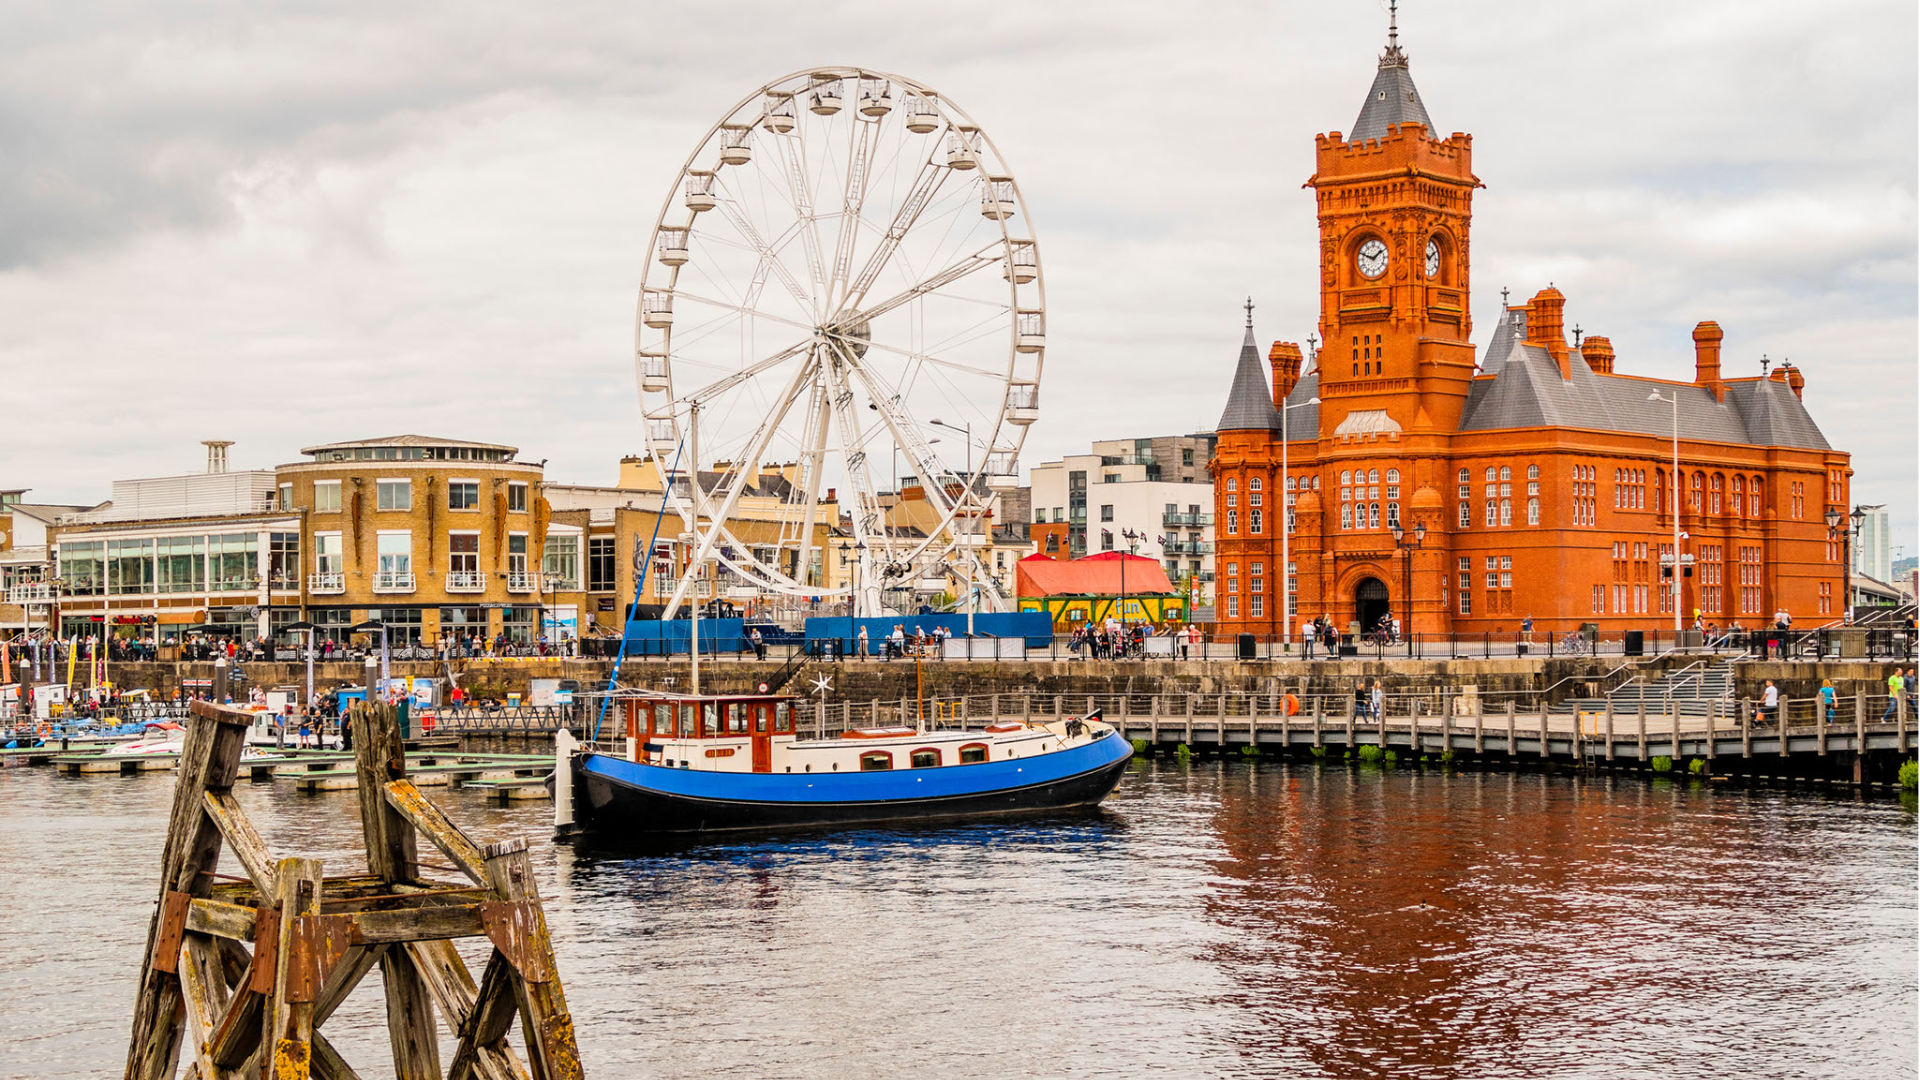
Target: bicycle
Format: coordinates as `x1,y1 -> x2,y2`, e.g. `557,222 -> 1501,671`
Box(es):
1559,631 -> 1590,656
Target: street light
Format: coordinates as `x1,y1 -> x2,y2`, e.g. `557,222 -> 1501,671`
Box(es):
1119,528 -> 1151,634
1279,395 -> 1320,649
1389,520 -> 1425,650
1648,390 -> 1683,634
348,619 -> 390,691
1827,505 -> 1867,623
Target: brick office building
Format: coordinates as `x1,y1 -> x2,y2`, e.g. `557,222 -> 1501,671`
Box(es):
1212,26 -> 1850,641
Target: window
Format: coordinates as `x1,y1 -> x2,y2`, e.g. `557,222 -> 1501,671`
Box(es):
959,743 -> 988,764
1250,509 -> 1263,534
208,533 -> 257,591
1368,469 -> 1380,484
377,480 -> 411,511
314,533 -> 342,576
1226,510 -> 1237,535
860,752 -> 893,771
1225,561 -> 1238,591
1340,470 -> 1352,485
449,481 -> 480,510
507,482 -> 528,513
508,534 -> 528,581
1100,504 -> 1113,522
314,481 -> 341,514
157,536 -> 206,593
1499,499 -> 1511,526
1249,561 -> 1263,593
1367,503 -> 1380,529
1386,502 -> 1400,528
449,532 -> 479,577
108,538 -> 155,595
1227,596 -> 1239,618
278,483 -> 293,511
377,533 -> 412,576
1102,473 -> 1120,484
544,534 -> 580,589
61,541 -> 105,596
589,537 -> 617,592
1249,477 -> 1263,491
268,532 -> 300,583
1459,501 -> 1471,528
1341,504 -> 1353,529
1250,595 -> 1264,617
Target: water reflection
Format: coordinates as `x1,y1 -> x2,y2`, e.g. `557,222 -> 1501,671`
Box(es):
0,760 -> 1911,1079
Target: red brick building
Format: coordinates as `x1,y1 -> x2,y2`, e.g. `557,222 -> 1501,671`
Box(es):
1212,27 -> 1851,640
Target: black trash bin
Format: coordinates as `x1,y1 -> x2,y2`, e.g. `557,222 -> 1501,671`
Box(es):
1237,633 -> 1257,661
1624,630 -> 1644,657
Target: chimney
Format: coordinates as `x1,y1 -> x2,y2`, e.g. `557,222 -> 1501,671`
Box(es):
201,440 -> 234,474
1692,321 -> 1724,401
1581,335 -> 1615,375
1526,288 -> 1570,377
1268,341 -> 1304,409
1783,363 -> 1805,400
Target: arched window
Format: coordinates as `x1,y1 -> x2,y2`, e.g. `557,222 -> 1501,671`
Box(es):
958,743 -> 988,764
1485,467 -> 1497,482
1368,468 -> 1380,484
1751,476 -> 1764,515
1710,474 -> 1723,514
1225,478 -> 1237,492
859,751 -> 893,771
1386,468 -> 1400,483
1341,504 -> 1353,529
1285,476 -> 1297,492
1367,503 -> 1380,528
1459,468 -> 1470,483
1690,473 -> 1704,512
910,748 -> 941,769
1732,475 -> 1745,515
1386,502 -> 1400,528
1250,509 -> 1263,533
1528,464 -> 1540,479
1340,470 -> 1351,485
1527,498 -> 1540,525
1500,466 -> 1512,481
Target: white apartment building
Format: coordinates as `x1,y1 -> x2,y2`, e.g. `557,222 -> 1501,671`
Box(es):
1028,434 -> 1216,606
1854,505 -> 1892,584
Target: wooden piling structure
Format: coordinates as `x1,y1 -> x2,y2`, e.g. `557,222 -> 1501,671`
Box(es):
125,699 -> 584,1080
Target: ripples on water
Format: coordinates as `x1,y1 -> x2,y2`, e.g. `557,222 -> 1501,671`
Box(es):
0,761 -> 1912,1079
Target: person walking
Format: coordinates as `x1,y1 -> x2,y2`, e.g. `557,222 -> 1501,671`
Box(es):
858,625 -> 869,659
1760,679 -> 1780,727
1301,615 -> 1317,660
1522,615 -> 1534,647
1353,682 -> 1369,721
1819,678 -> 1837,725
750,627 -> 766,661
1884,668 -> 1907,721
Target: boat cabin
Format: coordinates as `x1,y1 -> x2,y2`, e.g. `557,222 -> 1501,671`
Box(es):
592,690 -> 1074,776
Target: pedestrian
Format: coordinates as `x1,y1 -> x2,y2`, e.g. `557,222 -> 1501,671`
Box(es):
1301,614 -> 1317,660
1353,682 -> 1369,721
750,627 -> 765,661
1522,614 -> 1534,646
1819,678 -> 1836,725
858,625 -> 869,658
1370,680 -> 1385,724
1885,668 -> 1907,721
1760,679 -> 1780,727
295,705 -> 310,750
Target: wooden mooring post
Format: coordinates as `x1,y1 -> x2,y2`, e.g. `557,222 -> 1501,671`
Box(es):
125,699 -> 584,1080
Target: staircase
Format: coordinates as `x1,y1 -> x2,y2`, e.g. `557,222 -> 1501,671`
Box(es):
1550,657 -> 1735,717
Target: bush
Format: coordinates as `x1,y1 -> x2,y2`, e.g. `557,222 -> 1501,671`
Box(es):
1651,755 -> 1674,773
1899,758 -> 1918,791
1175,743 -> 1193,761
1383,749 -> 1398,765
1241,745 -> 1261,757
1309,746 -> 1328,760
1357,744 -> 1384,763
1129,738 -> 1148,756
1688,757 -> 1707,775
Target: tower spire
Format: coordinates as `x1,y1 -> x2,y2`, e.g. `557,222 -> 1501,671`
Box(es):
1388,0 -> 1399,56
1244,295 -> 1255,329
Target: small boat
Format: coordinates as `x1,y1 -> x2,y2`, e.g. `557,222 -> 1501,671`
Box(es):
119,721 -> 189,756
558,691 -> 1132,836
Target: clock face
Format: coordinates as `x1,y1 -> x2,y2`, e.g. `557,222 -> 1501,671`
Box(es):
1356,238 -> 1389,279
1425,238 -> 1441,279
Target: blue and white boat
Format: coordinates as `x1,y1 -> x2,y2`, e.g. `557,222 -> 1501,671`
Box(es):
555,690 -> 1132,835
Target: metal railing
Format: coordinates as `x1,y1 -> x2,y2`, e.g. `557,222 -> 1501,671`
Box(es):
373,571 -> 416,592
446,571 -> 487,593
6,582 -> 54,603
306,572 -> 345,594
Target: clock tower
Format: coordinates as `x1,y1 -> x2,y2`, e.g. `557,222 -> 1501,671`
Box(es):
1308,15 -> 1480,436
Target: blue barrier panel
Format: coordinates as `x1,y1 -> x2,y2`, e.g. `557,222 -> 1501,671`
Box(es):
619,618 -> 748,655
802,611 -> 1051,651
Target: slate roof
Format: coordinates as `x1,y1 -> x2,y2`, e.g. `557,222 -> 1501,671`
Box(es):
1458,340 -> 1832,451
1478,307 -> 1526,373
1282,370 -> 1320,440
1349,52 -> 1435,144
1216,324 -> 1282,432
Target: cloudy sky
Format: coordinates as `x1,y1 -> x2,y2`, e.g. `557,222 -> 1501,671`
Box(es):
3,0 -> 1914,552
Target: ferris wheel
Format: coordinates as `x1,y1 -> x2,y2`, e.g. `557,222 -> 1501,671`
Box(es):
635,67 -> 1045,619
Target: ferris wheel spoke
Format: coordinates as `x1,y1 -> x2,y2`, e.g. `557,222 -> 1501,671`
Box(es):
675,336 -> 816,408
826,119 -> 877,313
850,241 -> 1006,326
847,335 -> 1007,382
709,196 -> 814,313
670,290 -> 818,339
837,150 -> 951,317
777,129 -> 831,305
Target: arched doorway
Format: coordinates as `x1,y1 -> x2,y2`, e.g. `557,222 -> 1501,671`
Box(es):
1355,577 -> 1391,634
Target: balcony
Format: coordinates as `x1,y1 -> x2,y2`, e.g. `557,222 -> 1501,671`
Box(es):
446,570 -> 487,594
6,582 -> 54,603
1165,540 -> 1215,555
373,571 -> 416,593
507,572 -> 536,594
1162,512 -> 1214,527
306,572 -> 345,595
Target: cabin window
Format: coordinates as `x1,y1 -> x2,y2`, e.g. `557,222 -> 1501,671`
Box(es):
775,703 -> 792,733
959,744 -> 988,764
727,706 -> 746,734
753,708 -> 768,734
678,705 -> 694,738
910,749 -> 941,769
859,752 -> 893,771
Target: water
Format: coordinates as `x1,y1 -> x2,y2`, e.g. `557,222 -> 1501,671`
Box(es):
1,761 -> 1913,1079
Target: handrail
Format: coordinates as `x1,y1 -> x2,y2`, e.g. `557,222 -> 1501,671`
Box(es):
1536,660 -> 1640,703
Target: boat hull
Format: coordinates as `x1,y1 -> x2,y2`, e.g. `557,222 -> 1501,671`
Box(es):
573,729 -> 1133,835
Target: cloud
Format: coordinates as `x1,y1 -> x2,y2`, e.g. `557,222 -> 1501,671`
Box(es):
0,0 -> 1912,549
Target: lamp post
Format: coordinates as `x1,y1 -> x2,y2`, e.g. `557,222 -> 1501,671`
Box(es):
539,569 -> 564,655
1279,395 -> 1321,650
1827,505 -> 1866,623
1647,390 -> 1683,634
1119,528 -> 1150,633
1389,520 -> 1425,652
349,620 -> 389,693
253,571 -> 288,662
